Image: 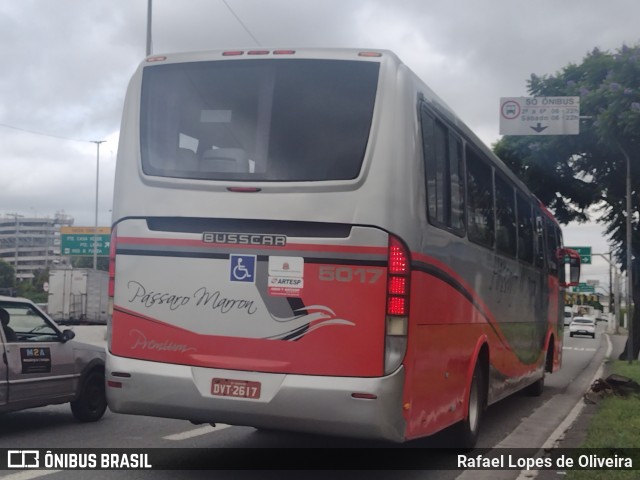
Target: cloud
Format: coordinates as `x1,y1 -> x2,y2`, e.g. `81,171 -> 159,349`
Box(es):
0,0 -> 638,256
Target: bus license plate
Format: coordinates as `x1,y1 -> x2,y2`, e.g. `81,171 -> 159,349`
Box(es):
211,378 -> 261,399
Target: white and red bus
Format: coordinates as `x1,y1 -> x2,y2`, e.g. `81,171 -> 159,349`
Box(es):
106,48 -> 580,447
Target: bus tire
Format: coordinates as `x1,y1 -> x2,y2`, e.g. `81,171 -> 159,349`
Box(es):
524,373 -> 545,397
524,347 -> 550,397
71,370 -> 107,422
457,361 -> 486,450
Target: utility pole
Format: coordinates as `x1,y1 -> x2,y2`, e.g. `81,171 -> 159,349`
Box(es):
593,252 -> 620,335
620,145 -> 634,363
146,0 -> 153,56
7,213 -> 23,283
609,251 -> 613,315
91,141 -> 105,270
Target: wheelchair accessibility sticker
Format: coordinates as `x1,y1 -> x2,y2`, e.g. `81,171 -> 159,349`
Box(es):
229,255 -> 257,283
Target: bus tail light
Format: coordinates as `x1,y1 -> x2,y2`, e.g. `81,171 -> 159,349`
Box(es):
108,226 -> 117,300
384,236 -> 410,375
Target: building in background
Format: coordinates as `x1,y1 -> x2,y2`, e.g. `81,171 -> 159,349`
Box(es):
0,212 -> 74,281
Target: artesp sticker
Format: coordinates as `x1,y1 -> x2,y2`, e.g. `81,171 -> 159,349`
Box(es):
268,256 -> 304,297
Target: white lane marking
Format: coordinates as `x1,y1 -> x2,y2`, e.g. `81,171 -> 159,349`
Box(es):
563,346 -> 597,351
1,471 -> 62,480
162,423 -> 231,441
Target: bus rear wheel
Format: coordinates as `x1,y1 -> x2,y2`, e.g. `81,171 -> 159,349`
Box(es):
456,361 -> 486,450
525,348 -> 551,397
524,373 -> 545,397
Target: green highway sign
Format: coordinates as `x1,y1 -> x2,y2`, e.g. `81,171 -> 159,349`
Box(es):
572,282 -> 596,293
60,227 -> 111,256
565,246 -> 591,264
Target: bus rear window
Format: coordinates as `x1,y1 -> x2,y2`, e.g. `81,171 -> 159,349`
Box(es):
140,59 -> 379,182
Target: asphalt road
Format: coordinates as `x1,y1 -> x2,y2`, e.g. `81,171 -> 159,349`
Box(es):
0,322 -> 611,480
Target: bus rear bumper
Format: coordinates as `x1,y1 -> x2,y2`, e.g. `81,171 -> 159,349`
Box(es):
106,353 -> 406,442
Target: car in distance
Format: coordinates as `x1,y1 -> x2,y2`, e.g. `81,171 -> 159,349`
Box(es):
569,316 -> 596,339
0,296 -> 107,421
563,307 -> 574,326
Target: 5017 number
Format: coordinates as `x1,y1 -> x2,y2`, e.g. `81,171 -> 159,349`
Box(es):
318,266 -> 382,284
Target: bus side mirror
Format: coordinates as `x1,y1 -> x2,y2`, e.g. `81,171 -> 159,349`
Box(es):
559,248 -> 581,287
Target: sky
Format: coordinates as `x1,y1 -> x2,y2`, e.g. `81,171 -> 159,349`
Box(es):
1,0 -> 638,290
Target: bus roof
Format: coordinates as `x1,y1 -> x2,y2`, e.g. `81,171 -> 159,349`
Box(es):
135,47 -> 555,222
142,48 -> 400,65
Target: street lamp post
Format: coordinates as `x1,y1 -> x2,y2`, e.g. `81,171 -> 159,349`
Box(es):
593,252 -> 621,334
91,141 -> 105,270
619,146 -> 634,363
146,0 -> 153,56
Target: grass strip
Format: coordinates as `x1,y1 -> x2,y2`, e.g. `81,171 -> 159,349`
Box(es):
566,361 -> 640,480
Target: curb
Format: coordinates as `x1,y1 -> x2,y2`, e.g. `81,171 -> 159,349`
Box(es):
526,332 -> 627,480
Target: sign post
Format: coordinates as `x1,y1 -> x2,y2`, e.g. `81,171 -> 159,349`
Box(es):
500,97 -> 580,136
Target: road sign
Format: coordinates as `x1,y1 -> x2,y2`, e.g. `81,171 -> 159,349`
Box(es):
572,283 -> 596,293
60,227 -> 111,256
565,246 -> 591,265
500,97 -> 580,136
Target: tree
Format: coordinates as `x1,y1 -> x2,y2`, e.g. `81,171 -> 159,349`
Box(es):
493,44 -> 640,360
0,260 -> 16,296
71,256 -> 109,271
12,268 -> 49,303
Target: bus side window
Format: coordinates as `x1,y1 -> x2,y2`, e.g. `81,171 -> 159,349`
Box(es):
534,214 -> 545,269
495,175 -> 517,257
466,147 -> 494,248
449,134 -> 464,231
420,104 -> 464,234
420,107 -> 438,221
516,194 -> 534,264
546,218 -> 559,276
556,225 -> 566,283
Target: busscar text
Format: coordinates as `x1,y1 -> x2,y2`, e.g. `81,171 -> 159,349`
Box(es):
203,232 -> 286,246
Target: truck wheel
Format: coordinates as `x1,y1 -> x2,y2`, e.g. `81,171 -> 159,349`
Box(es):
71,370 -> 107,422
456,361 -> 485,450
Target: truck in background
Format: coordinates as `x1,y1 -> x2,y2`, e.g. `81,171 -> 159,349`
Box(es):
47,268 -> 109,324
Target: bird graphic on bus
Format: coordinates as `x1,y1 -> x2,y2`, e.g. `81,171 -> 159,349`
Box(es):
265,305 -> 354,341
